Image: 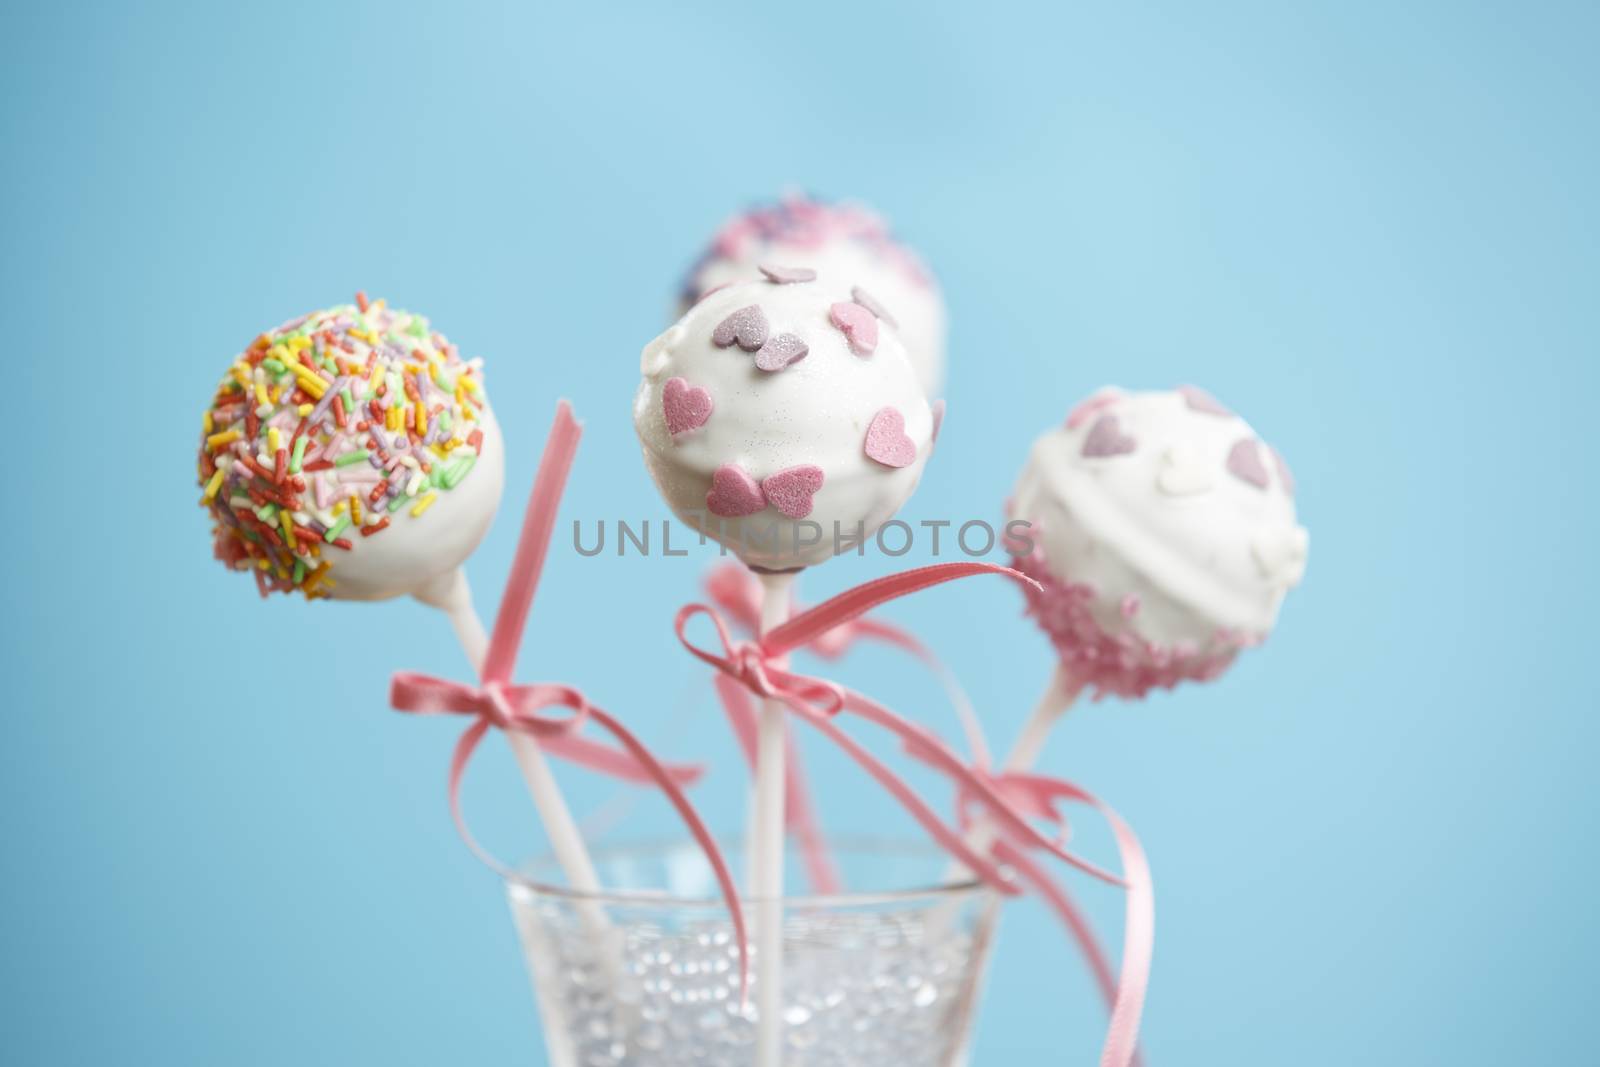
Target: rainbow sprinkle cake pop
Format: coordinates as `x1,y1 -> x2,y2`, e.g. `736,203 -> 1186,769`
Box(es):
197,294 -> 504,604
680,193 -> 947,397
1008,386 -> 1308,698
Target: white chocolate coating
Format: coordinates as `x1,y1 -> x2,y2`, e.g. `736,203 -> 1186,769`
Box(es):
636,275 -> 933,570
330,403 -> 504,602
1009,387 -> 1307,652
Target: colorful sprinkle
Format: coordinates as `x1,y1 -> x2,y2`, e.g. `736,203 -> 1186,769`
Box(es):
196,294 -> 490,599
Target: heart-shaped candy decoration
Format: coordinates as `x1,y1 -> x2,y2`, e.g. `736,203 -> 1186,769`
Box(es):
1178,385 -> 1233,417
1082,414 -> 1137,457
706,463 -> 765,517
760,465 -> 825,519
850,285 -> 898,327
864,407 -> 917,468
662,377 -> 713,438
1227,438 -> 1270,489
759,263 -> 817,284
712,305 -> 769,352
829,301 -> 878,356
754,333 -> 809,373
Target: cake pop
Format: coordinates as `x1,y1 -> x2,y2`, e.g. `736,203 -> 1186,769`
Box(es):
197,296 -> 611,942
636,269 -> 937,1067
636,270 -> 934,571
198,295 -> 504,608
679,193 -> 947,396
1007,385 -> 1308,702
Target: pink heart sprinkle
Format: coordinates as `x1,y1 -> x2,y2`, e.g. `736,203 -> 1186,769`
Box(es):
760,465 -> 825,519
1270,446 -> 1295,495
754,333 -> 810,373
850,286 -> 898,327
931,398 -> 945,443
1178,385 -> 1232,417
662,377 -> 713,438
711,305 -> 769,352
1082,415 -> 1137,457
829,301 -> 878,356
759,263 -> 817,284
863,407 -> 917,468
1066,391 -> 1119,429
706,463 -> 766,517
1227,438 -> 1270,489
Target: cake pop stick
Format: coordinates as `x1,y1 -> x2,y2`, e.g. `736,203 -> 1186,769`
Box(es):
197,296 -> 603,909
943,384 -> 1311,1060
635,269 -> 935,1065
391,401 -> 748,1003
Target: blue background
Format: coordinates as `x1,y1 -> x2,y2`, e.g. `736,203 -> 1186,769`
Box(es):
4,1 -> 1594,1062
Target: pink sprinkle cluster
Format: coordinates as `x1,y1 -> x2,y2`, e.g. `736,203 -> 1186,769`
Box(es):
1011,547 -> 1257,700
681,193 -> 935,304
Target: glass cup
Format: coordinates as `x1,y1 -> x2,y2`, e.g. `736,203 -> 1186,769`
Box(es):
506,838 -> 998,1066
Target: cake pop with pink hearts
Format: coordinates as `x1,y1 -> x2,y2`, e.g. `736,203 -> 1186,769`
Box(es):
1008,386 -> 1308,698
636,268 -> 934,571
679,193 -> 947,397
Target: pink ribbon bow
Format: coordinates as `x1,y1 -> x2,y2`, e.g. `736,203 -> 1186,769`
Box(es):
389,401 -> 748,995
681,562 -> 1153,1067
677,563 -> 1128,894
705,562 -> 992,894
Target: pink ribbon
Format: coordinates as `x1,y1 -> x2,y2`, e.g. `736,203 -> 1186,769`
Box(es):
955,770 -> 1154,1067
681,561 -> 1153,1067
677,564 -> 1124,889
389,401 -> 748,997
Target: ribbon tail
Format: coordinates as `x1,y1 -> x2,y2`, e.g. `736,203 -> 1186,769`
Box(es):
995,839 -> 1144,1067
841,688 -> 1124,888
1087,795 -> 1154,1067
583,704 -> 751,1007
446,717 -> 518,881
481,401 -> 582,685
773,691 -> 1018,893
539,732 -> 703,787
765,562 -> 1038,657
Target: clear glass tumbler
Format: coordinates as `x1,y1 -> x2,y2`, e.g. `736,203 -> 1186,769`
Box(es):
506,838 -> 996,1067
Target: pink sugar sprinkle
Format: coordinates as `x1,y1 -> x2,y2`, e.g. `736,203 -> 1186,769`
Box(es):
1012,548 -> 1248,700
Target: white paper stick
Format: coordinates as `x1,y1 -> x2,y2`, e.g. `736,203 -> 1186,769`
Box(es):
937,663 -> 1081,1067
751,569 -> 795,1067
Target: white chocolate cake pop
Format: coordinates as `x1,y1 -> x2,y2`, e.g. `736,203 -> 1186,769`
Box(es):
636,270 -> 933,570
198,295 -> 504,603
1007,386 -> 1307,697
679,194 -> 947,397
